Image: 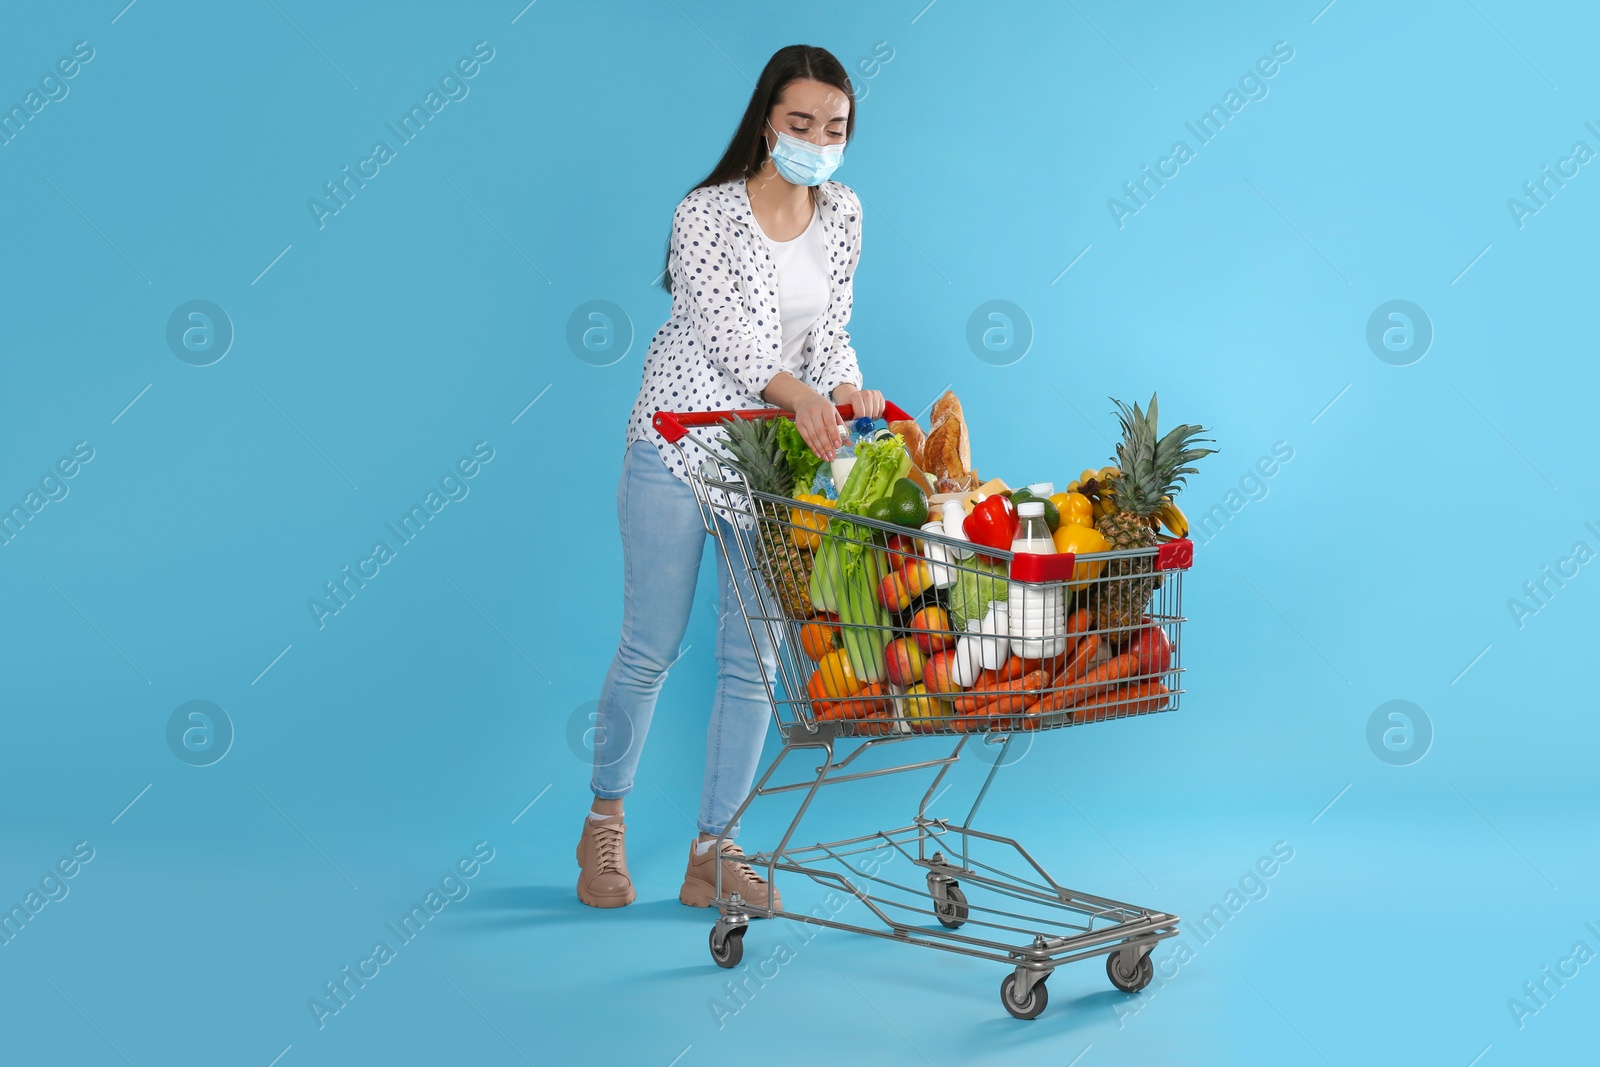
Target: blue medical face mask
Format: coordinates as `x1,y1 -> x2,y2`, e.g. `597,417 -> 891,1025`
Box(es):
766,120 -> 845,186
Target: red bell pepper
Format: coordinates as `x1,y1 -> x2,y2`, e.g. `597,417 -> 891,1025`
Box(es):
963,494 -> 1017,552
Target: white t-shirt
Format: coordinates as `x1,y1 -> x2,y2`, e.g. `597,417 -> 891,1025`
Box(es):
758,201 -> 830,378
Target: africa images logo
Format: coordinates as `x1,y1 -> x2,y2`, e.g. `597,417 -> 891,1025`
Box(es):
1107,41 -> 1295,229
308,441 -> 495,630
308,42 -> 495,230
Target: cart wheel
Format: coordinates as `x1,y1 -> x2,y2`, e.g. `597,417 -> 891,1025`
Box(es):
934,883 -> 969,929
1107,947 -> 1153,993
1000,972 -> 1048,1020
709,925 -> 745,969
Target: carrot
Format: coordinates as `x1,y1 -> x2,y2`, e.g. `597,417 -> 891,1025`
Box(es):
1058,634 -> 1099,684
983,669 -> 1046,719
1019,642 -> 1088,718
1016,666 -> 1072,729
951,668 -> 1045,720
1022,677 -> 1076,719
1074,681 -> 1169,723
1061,653 -> 1140,708
951,670 -> 1005,714
851,710 -> 893,735
1024,689 -> 1065,718
1003,632 -> 1095,724
993,655 -> 1026,683
1021,643 -> 1071,682
1066,607 -> 1091,635
837,682 -> 889,719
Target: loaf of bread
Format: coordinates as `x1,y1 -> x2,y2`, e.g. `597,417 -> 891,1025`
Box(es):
886,419 -> 933,495
923,390 -> 977,493
889,419 -> 926,469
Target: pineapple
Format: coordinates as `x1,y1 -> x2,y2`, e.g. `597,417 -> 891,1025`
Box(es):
1091,394 -> 1215,631
718,416 -> 816,620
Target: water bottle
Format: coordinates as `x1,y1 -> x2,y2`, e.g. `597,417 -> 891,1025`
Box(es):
829,423 -> 857,491
1008,500 -> 1066,660
830,417 -> 879,488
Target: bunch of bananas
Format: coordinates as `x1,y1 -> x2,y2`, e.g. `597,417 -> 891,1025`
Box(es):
1153,497 -> 1189,538
1067,466 -> 1190,538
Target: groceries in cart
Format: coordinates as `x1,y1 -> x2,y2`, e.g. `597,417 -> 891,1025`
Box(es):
657,390 -> 1207,1017
718,389 -> 1215,736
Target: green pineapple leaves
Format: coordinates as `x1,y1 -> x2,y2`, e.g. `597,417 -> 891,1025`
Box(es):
1108,392 -> 1218,512
719,414 -> 790,496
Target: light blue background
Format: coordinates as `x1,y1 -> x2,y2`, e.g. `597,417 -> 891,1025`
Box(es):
2,1 -> 1595,1064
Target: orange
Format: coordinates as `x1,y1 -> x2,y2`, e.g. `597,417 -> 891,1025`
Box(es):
799,621 -> 838,662
817,650 -> 862,699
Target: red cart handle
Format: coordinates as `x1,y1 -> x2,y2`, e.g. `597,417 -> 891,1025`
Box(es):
1009,538 -> 1195,583
653,400 -> 914,444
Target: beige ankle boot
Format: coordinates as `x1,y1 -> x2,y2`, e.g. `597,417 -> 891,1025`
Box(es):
576,813 -> 635,908
680,840 -> 781,912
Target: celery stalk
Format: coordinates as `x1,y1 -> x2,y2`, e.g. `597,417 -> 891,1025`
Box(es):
810,433 -> 909,680
832,519 -> 890,684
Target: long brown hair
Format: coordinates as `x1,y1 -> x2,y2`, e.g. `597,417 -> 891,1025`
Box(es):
660,45 -> 856,292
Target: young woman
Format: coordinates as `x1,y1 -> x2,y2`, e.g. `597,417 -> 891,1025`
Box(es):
577,45 -> 884,910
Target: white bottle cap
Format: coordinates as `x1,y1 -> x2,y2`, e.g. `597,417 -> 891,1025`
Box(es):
1017,501 -> 1045,517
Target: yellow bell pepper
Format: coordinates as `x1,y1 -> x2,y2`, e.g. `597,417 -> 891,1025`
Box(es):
1051,522 -> 1110,589
790,494 -> 836,549
1050,491 -> 1094,527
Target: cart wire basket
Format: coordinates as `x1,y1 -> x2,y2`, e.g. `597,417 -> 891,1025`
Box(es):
653,400 -> 1193,1019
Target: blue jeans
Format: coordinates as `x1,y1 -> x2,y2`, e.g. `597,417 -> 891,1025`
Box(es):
591,439 -> 780,839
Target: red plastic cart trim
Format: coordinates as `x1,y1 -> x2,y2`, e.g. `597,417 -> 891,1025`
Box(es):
1156,538 -> 1194,571
653,401 -> 914,444
1010,552 -> 1075,583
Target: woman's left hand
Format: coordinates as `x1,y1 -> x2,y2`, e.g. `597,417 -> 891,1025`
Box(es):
848,388 -> 886,419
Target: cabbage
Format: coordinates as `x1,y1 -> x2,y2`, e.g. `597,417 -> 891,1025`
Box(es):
947,555 -> 1009,632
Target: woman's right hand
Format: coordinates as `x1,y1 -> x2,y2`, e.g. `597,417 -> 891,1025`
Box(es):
793,394 -> 844,461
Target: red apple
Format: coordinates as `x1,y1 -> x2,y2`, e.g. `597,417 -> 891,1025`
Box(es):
884,637 -> 927,689
1124,621 -> 1172,677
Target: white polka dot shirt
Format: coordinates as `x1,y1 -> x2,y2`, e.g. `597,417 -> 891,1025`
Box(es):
626,176 -> 864,489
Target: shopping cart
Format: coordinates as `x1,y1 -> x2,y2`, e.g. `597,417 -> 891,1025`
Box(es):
653,401 -> 1193,1019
